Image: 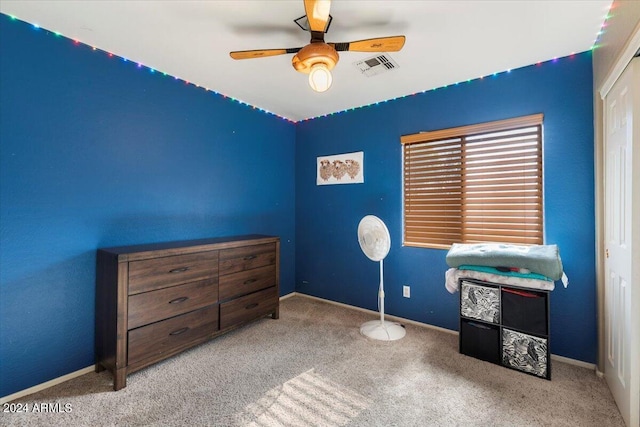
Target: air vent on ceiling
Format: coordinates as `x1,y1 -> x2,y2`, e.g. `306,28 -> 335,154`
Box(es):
353,54 -> 399,77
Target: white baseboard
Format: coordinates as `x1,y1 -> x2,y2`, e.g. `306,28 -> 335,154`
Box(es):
0,292 -> 301,403
292,292 -> 457,335
279,292 -> 297,301
2,292 -> 597,402
0,365 -> 95,404
550,354 -> 596,370
2,293 -> 296,403
291,292 -> 597,371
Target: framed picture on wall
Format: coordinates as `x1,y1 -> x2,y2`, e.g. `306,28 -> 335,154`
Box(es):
317,151 -> 364,185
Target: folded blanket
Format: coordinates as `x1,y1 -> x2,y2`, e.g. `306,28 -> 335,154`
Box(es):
458,265 -> 553,282
446,243 -> 563,280
445,267 -> 556,294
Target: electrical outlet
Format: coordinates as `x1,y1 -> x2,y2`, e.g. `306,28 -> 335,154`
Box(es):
403,285 -> 410,298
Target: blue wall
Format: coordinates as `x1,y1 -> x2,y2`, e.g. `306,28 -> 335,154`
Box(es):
295,53 -> 596,363
1,14 -> 597,399
0,17 -> 296,397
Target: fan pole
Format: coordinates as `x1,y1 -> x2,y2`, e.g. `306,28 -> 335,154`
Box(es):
359,257 -> 406,341
379,259 -> 385,323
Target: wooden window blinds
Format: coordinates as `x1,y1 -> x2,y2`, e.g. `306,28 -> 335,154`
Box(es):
401,114 -> 543,249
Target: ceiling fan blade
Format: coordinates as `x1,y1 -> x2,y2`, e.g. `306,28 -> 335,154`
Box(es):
304,0 -> 331,34
330,36 -> 406,52
229,48 -> 302,60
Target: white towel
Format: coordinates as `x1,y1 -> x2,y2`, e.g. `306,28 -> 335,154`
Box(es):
444,267 -> 556,294
445,268 -> 459,294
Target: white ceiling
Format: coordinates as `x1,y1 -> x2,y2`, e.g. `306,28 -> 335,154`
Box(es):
1,0 -> 612,122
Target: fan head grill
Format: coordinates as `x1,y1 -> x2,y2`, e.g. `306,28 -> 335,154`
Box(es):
357,215 -> 390,261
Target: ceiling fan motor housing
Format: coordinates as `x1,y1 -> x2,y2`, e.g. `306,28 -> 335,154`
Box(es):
292,42 -> 339,74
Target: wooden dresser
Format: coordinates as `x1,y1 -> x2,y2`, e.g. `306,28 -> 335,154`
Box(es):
95,234 -> 279,390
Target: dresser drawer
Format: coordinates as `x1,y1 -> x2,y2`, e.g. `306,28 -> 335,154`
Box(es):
219,264 -> 276,301
128,305 -> 219,366
219,243 -> 276,276
128,279 -> 218,329
220,286 -> 278,330
128,250 -> 218,294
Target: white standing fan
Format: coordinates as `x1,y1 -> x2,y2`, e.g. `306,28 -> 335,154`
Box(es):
357,215 -> 406,341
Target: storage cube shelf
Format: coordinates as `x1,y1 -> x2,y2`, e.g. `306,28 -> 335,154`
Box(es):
459,278 -> 551,380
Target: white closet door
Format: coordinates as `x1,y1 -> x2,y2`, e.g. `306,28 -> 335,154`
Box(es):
603,56 -> 639,427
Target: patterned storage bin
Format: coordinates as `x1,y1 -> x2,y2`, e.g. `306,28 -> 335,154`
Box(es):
502,328 -> 548,378
460,280 -> 500,324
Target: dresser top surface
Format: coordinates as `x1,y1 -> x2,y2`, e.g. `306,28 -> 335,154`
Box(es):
98,234 -> 278,257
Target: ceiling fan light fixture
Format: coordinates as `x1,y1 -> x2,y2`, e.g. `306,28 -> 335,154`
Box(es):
292,42 -> 339,73
308,63 -> 332,92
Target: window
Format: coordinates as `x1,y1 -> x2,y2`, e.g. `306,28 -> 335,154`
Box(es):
401,114 -> 543,249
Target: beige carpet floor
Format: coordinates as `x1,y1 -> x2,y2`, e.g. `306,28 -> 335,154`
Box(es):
1,295 -> 624,426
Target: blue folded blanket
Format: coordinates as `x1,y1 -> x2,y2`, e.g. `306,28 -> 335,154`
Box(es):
446,243 -> 563,280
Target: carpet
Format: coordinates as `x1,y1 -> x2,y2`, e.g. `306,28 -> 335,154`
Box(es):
1,295 -> 624,426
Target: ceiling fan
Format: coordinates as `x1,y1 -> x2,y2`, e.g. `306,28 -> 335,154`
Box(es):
229,0 -> 406,93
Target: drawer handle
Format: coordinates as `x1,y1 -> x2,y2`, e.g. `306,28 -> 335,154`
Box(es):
243,255 -> 257,261
169,267 -> 190,274
169,327 -> 189,336
245,303 -> 259,310
169,296 -> 189,304
244,278 -> 257,285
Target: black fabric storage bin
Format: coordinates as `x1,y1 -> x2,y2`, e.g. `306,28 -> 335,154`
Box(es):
501,287 -> 548,335
460,319 -> 500,364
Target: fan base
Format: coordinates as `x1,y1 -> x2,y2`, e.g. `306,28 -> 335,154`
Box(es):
360,320 -> 406,341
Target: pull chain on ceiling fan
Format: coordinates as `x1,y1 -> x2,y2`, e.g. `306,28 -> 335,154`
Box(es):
229,0 -> 406,93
